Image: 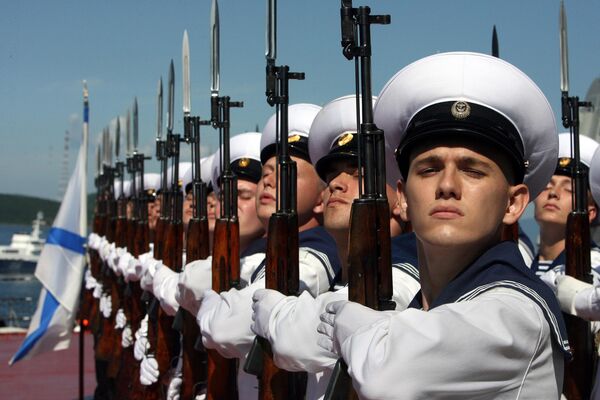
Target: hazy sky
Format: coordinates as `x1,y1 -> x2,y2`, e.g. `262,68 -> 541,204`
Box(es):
2,0 -> 600,200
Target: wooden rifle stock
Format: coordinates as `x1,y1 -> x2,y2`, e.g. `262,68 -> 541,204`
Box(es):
563,212 -> 595,400
325,200 -> 393,400
180,217 -> 210,400
156,214 -> 184,388
257,214 -> 307,400
206,218 -> 239,400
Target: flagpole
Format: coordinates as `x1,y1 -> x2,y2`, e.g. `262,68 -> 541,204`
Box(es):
79,80 -> 89,400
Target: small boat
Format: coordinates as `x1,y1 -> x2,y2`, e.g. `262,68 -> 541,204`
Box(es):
0,212 -> 46,275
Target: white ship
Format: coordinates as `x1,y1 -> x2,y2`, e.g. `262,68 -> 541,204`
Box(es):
0,212 -> 46,274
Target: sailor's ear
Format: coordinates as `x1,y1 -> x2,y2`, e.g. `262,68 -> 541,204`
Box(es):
396,179 -> 410,222
503,183 -> 529,225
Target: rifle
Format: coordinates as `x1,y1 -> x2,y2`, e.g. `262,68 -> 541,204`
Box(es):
179,30 -> 212,400
95,128 -> 119,366
325,3 -> 393,399
206,2 -> 244,397
85,144 -> 104,335
243,1 -> 307,398
156,59 -> 185,392
559,2 -> 596,398
108,117 -> 126,380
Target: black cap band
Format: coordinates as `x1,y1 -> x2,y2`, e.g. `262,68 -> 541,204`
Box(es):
315,132 -> 359,181
260,136 -> 311,164
396,101 -> 526,182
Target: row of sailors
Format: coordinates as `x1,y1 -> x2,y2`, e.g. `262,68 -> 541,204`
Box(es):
87,52 -> 600,399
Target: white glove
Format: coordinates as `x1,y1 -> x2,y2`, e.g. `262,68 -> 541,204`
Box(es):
154,264 -> 180,316
251,289 -> 286,339
125,256 -> 141,282
134,335 -> 150,361
88,233 -> 101,250
93,283 -> 103,299
540,268 -> 561,294
140,355 -> 160,386
176,258 -> 213,315
122,326 -> 133,348
140,259 -> 160,292
100,241 -> 115,262
85,269 -> 98,290
557,275 -> 594,316
166,375 -> 182,400
100,293 -> 112,318
115,308 -> 127,329
317,300 -> 346,356
117,250 -> 133,277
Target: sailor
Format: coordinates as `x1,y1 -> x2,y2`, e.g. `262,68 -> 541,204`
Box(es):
194,103 -> 342,399
144,172 -> 162,234
533,133 -> 600,277
139,132 -> 267,391
539,144 -> 600,399
250,94 -> 420,399
316,52 -> 569,399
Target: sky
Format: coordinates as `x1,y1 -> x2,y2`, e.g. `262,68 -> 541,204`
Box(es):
2,0 -> 600,202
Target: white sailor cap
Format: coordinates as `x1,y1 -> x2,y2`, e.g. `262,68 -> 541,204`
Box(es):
308,94 -> 401,186
123,180 -> 132,198
555,132 -> 599,176
165,162 -> 192,193
260,103 -> 322,164
375,52 -> 558,201
589,147 -> 600,206
183,154 -> 216,194
135,172 -> 161,200
212,132 -> 262,196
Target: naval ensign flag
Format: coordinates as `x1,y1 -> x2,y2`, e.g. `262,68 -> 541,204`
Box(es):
10,93 -> 88,365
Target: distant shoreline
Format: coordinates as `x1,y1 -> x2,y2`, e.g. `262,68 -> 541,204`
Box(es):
0,193 -> 95,225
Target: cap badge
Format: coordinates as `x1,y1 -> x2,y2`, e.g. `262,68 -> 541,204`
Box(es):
558,157 -> 572,168
238,157 -> 250,168
451,101 -> 471,120
337,132 -> 354,147
288,134 -> 301,143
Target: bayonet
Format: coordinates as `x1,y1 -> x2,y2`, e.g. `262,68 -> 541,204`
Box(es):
560,0 -> 569,93
168,60 -> 175,133
133,97 -> 139,150
266,0 -> 276,61
210,0 -> 220,99
96,145 -> 101,178
183,30 -> 191,116
492,25 -> 499,58
157,78 -> 163,139
115,117 -> 121,160
126,109 -> 132,156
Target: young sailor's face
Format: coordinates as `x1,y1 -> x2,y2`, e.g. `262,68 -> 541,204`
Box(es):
256,155 -> 325,226
322,160 -> 359,232
236,179 -> 264,240
398,143 -> 527,249
183,192 -> 193,226
206,192 -> 217,232
533,175 -> 573,228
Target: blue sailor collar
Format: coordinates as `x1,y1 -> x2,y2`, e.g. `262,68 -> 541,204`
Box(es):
391,232 -> 419,282
241,237 -> 267,258
408,240 -> 571,359
250,226 -> 342,288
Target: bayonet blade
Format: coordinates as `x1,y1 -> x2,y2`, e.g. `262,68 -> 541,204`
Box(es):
168,60 -> 175,132
126,109 -> 132,156
96,144 -> 101,177
210,0 -> 220,97
560,0 -> 569,93
115,117 -> 121,159
108,129 -> 113,166
157,77 -> 163,139
133,97 -> 139,150
103,128 -> 109,165
492,25 -> 499,58
183,30 -> 191,115
266,0 -> 276,61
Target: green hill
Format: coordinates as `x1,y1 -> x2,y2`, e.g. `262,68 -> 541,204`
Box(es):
0,194 -> 96,225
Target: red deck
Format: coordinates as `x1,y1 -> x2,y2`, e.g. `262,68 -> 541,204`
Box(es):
0,331 -> 96,400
